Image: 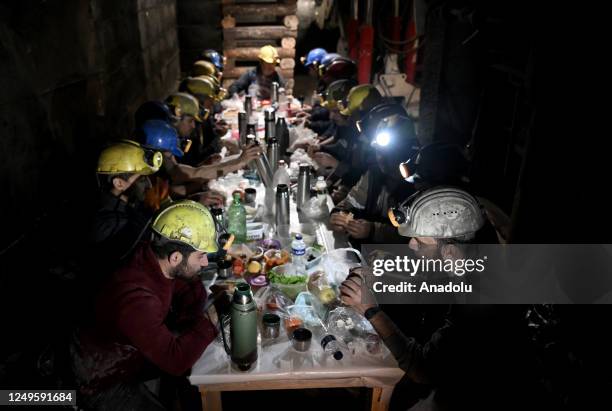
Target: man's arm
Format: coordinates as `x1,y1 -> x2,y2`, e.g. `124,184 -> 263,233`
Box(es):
227,70 -> 254,97
116,288 -> 218,376
163,146 -> 261,184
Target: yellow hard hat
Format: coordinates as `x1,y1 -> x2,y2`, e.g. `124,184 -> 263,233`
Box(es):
166,92 -> 203,122
258,45 -> 280,64
184,76 -> 217,99
339,84 -> 383,116
192,60 -> 219,78
152,200 -> 218,253
194,75 -> 226,102
97,140 -> 162,175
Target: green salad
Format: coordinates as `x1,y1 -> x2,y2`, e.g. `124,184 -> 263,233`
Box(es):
268,272 -> 307,285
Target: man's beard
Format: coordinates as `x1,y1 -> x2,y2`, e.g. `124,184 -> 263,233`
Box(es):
169,258 -> 200,281
124,177 -> 150,206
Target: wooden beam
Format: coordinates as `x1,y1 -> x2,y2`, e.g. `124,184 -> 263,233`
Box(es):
225,47 -> 295,60
224,26 -> 297,40
222,2 -> 297,17
283,15 -> 299,30
281,37 -> 296,49
279,58 -> 295,70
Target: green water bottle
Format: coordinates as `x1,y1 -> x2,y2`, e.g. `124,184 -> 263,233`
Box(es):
227,193 -> 247,244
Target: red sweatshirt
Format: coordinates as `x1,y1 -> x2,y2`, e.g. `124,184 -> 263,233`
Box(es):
73,243 -> 217,393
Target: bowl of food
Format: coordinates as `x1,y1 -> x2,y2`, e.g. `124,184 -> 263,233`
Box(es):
268,264 -> 308,300
263,249 -> 290,271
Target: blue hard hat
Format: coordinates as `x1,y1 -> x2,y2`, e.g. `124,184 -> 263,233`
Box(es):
303,48 -> 327,67
141,119 -> 183,157
320,53 -> 341,68
199,49 -> 224,71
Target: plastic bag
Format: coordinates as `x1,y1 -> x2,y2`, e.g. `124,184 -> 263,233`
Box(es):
288,123 -> 317,152
308,270 -> 339,305
289,149 -> 318,170
326,306 -> 375,354
253,285 -> 293,316
317,248 -> 365,286
302,196 -> 329,220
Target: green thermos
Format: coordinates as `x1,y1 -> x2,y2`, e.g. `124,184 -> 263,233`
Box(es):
220,283 -> 258,371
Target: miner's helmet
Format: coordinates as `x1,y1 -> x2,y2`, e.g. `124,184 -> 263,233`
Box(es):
390,187 -> 485,239
96,140 -> 162,175
151,200 -> 218,253
258,45 -> 280,64
165,92 -> 203,122
338,84 -> 383,117
199,49 -> 224,72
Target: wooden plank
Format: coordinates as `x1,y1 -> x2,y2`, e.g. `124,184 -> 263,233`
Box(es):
224,26 -> 297,40
222,2 -> 297,17
225,47 -> 295,60
221,15 -> 236,29
196,377 -> 387,392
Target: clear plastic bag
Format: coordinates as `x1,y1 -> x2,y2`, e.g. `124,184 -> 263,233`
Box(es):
326,306 -> 375,354
318,248 -> 365,286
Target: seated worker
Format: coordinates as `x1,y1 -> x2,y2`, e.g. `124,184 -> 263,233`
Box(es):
71,200 -> 219,410
92,140 -> 162,276
227,45 -> 285,100
165,92 -> 201,153
329,114 -> 420,245
138,119 -> 260,205
339,188 -> 536,411
311,84 -> 384,201
180,76 -> 238,165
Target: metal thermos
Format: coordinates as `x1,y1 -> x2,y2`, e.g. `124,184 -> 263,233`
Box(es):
211,207 -> 226,233
267,138 -> 279,173
271,82 -> 279,104
264,108 -> 276,143
275,116 -> 289,155
246,122 -> 256,139
244,95 -> 252,121
238,111 -> 247,147
275,184 -> 290,228
248,134 -> 273,187
297,164 -> 311,210
220,283 -> 258,371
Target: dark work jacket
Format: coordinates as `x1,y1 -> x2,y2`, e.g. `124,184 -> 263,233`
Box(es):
72,243 -> 217,395
91,192 -> 152,273
322,124 -> 371,189
180,117 -> 222,166
227,67 -> 285,100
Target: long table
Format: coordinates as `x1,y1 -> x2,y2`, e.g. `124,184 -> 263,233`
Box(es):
190,110 -> 404,411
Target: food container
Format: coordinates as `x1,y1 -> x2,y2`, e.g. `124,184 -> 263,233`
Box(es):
291,328 -> 312,352
217,259 -> 233,279
262,313 -> 280,339
269,264 -> 307,300
264,249 -> 290,271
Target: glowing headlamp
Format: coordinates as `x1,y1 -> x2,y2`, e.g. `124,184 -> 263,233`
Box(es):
181,138 -> 192,154
373,131 -> 391,147
144,149 -> 164,169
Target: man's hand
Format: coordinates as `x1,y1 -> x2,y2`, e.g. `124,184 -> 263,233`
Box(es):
307,144 -> 320,157
345,219 -> 373,239
312,152 -> 339,169
329,212 -> 349,232
340,269 -> 377,315
222,139 -> 241,155
198,189 -> 226,207
238,145 -> 262,165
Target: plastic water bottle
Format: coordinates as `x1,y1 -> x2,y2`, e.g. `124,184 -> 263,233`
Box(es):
272,160 -> 291,189
291,234 -> 307,275
227,193 -> 247,244
321,334 -> 344,361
